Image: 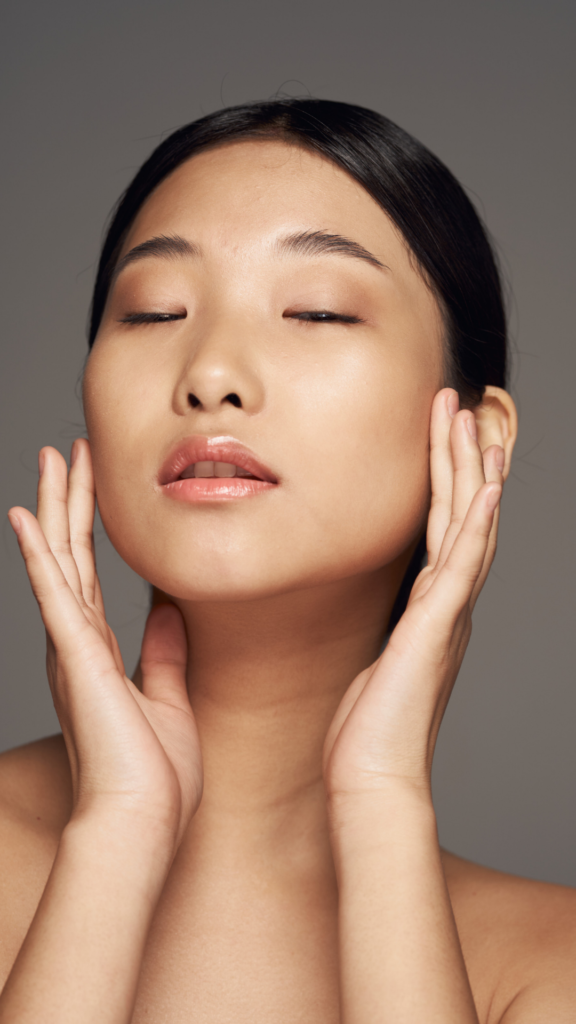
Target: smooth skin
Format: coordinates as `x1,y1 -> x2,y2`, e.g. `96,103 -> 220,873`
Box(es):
1,141 -> 575,1022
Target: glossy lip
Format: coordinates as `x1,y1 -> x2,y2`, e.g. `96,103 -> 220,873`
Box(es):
158,435 -> 278,502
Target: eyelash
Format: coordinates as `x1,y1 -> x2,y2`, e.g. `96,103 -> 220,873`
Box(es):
118,310 -> 364,326
285,311 -> 364,325
118,312 -> 187,324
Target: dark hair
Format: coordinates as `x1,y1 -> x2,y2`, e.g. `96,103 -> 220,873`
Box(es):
89,98 -> 507,401
87,98 -> 508,627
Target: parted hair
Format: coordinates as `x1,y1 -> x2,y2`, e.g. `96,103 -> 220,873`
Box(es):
87,98 -> 509,627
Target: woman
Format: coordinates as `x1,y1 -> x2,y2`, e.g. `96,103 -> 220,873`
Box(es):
1,99 -> 574,1022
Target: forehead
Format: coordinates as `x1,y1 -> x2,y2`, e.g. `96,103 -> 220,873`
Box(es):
121,139 -> 413,273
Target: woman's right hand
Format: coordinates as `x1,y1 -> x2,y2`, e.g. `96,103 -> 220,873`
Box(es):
8,439 -> 202,853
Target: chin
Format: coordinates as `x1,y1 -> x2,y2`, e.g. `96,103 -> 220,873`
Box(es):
111,529 -> 417,607
99,484 -> 427,605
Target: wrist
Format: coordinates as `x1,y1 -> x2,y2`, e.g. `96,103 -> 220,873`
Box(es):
328,775 -> 433,818
327,781 -> 437,860
70,788 -> 182,845
63,804 -> 176,892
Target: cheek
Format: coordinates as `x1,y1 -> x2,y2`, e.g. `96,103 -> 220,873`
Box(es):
82,332 -> 436,598
83,347 -> 160,516
274,353 -> 435,579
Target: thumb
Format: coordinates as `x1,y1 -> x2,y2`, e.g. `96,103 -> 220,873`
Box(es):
140,603 -> 189,707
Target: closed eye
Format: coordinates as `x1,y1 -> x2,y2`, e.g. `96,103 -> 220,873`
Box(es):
118,312 -> 187,325
284,310 -> 364,324
118,310 -> 362,326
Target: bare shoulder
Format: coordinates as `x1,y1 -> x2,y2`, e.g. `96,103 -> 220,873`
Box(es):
443,849 -> 576,1022
0,734 -> 72,822
0,735 -> 72,986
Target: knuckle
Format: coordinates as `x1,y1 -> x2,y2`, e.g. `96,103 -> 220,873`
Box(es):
70,532 -> 93,551
430,493 -> 450,512
443,559 -> 478,586
449,512 -> 466,529
51,545 -> 73,563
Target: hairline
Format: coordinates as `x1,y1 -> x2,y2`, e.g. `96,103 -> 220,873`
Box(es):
93,128 -> 476,403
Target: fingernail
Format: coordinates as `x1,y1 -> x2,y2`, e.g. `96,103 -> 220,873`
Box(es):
38,451 -> 45,477
447,392 -> 459,418
486,484 -> 501,512
466,414 -> 477,440
8,512 -> 21,535
70,441 -> 78,467
495,446 -> 505,472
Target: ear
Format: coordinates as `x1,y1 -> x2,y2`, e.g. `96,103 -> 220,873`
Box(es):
473,386 -> 518,480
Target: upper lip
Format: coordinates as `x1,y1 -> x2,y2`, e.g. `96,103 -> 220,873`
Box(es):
158,435 -> 278,485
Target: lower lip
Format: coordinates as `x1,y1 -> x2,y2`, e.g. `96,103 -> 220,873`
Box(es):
161,478 -> 276,503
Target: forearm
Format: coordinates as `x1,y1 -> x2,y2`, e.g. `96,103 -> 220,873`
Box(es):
0,810 -> 172,1024
331,786 -> 479,1024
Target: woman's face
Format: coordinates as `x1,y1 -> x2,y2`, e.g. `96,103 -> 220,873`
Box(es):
84,141 -> 445,600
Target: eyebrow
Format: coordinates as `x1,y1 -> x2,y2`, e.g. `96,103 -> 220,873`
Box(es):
111,234 -> 200,281
276,230 -> 387,271
112,228 -> 387,281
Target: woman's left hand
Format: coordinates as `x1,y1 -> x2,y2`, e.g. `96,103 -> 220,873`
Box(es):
324,387 -> 505,802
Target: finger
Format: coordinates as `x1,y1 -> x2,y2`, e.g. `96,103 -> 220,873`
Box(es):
436,410 -> 486,570
427,389 -> 458,565
322,665 -> 374,773
482,442 -> 505,486
67,441 -> 124,673
93,566 -> 107,618
470,444 -> 505,606
36,447 -> 84,600
8,506 -> 112,663
426,481 -> 502,625
140,604 -> 189,708
107,623 -> 126,677
67,440 -> 98,606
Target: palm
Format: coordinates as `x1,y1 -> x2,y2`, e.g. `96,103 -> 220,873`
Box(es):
324,389 -> 505,797
10,440 -> 203,843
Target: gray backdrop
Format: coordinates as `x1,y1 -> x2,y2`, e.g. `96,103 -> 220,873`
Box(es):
1,0 -> 574,886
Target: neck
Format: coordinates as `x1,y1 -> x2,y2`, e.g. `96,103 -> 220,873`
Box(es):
174,568 -> 397,829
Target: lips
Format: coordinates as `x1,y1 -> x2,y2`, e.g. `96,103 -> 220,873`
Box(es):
158,435 -> 278,500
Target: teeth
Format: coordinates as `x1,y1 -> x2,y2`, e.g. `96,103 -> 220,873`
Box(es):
214,462 -> 237,478
180,461 -> 257,479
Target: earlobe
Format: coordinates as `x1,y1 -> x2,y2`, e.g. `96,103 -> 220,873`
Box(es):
474,386 -> 518,480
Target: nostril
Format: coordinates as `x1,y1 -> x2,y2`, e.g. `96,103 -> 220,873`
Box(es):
188,393 -> 201,408
224,393 -> 242,408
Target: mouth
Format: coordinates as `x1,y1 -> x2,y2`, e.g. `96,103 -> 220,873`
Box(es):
158,436 -> 278,502
179,460 -> 263,480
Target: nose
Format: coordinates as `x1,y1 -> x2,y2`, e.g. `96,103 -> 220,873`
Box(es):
173,315 -> 265,417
